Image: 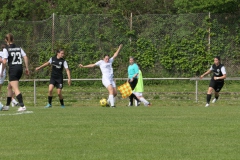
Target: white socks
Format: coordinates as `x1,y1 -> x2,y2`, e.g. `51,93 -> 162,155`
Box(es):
107,96 -> 116,106
12,98 -> 18,104
139,97 -> 149,106
109,95 -> 114,107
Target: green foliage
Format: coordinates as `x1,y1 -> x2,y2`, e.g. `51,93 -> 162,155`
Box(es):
174,0 -> 240,13
159,17 -> 213,77
135,38 -> 156,69
0,0 -> 240,78
158,13 -> 240,77
0,0 -> 239,23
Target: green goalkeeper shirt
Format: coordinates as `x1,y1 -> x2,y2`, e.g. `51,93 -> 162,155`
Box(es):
134,70 -> 144,92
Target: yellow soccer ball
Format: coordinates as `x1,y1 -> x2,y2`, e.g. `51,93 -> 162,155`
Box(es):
99,98 -> 107,107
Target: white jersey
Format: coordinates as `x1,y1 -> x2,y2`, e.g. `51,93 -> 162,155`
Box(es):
95,57 -> 114,77
0,51 -> 6,75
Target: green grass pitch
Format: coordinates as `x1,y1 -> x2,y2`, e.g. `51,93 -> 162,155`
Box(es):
0,83 -> 240,159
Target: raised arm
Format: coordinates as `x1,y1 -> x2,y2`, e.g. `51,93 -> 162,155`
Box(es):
79,64 -> 96,68
112,44 -> 123,59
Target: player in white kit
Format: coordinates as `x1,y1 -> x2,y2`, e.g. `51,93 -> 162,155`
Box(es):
0,44 -> 7,92
79,44 -> 123,107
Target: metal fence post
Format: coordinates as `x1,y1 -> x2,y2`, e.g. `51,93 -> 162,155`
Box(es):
130,12 -> 132,44
208,12 -> 211,53
195,80 -> 198,102
52,13 -> 55,53
34,79 -> 36,105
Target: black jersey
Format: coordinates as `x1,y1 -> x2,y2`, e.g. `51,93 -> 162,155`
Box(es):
49,56 -> 68,79
211,64 -> 225,81
7,44 -> 24,69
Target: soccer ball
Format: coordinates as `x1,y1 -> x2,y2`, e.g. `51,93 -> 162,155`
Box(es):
99,98 -> 107,107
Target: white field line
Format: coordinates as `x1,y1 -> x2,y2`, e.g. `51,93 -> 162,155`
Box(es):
0,111 -> 33,116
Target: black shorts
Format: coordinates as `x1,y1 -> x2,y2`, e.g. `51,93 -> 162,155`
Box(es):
49,77 -> 63,89
8,67 -> 23,81
209,79 -> 224,92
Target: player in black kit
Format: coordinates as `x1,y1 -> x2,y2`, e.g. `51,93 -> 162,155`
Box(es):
0,33 -> 29,112
35,49 -> 71,108
200,56 -> 226,107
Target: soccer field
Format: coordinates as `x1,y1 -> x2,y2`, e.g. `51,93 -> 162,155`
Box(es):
1,96 -> 240,159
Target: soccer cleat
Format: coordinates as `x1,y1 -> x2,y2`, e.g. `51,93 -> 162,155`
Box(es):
147,103 -> 152,107
45,103 -> 52,108
212,98 -> 217,103
18,106 -> 26,112
3,106 -> 9,111
111,106 -> 116,108
61,105 -> 65,108
105,100 -> 110,107
205,103 -> 209,107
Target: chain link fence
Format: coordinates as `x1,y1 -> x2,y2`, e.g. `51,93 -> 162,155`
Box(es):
0,13 -> 239,78
1,13 -> 240,104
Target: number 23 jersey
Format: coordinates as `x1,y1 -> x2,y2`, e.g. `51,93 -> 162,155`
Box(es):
2,44 -> 26,69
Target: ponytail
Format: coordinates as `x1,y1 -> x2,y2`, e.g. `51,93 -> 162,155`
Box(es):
5,33 -> 14,44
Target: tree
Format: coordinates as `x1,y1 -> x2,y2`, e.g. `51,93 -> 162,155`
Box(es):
174,0 -> 240,13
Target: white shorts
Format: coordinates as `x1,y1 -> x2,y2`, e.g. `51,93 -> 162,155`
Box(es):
0,74 -> 6,85
133,92 -> 143,97
102,75 -> 116,88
